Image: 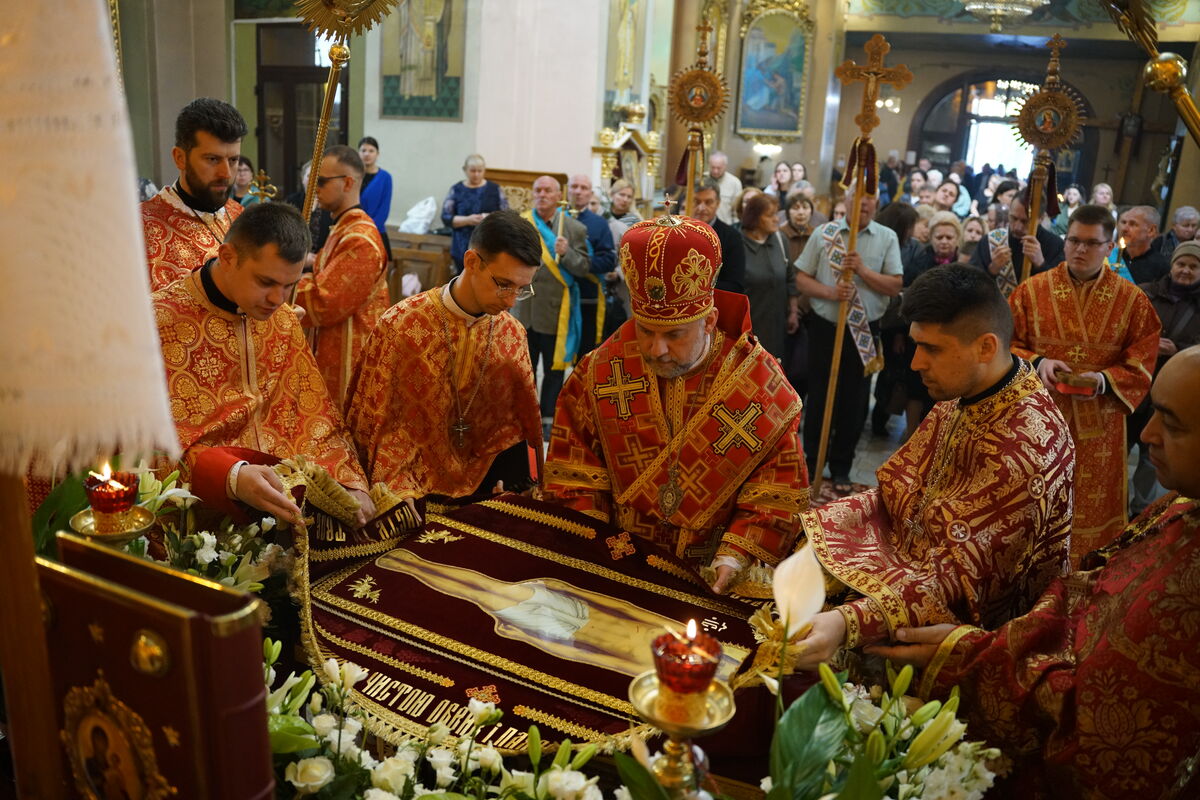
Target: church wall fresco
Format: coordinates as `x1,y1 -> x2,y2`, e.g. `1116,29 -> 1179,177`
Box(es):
380,0 -> 467,120
847,0 -> 1200,26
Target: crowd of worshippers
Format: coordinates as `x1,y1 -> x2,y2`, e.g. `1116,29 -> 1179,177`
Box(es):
132,98 -> 1200,797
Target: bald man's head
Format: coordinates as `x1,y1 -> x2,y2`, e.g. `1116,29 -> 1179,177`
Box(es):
532,175 -> 563,217
567,173 -> 593,211
1141,345 -> 1200,497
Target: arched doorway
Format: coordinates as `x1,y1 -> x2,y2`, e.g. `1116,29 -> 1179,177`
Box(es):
907,69 -> 1098,191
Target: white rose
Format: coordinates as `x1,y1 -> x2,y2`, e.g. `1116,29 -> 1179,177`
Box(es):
310,713 -> 338,737
285,756 -> 335,794
373,755 -> 416,791
427,722 -> 451,744
322,658 -> 341,687
364,790 -> 401,800
335,716 -> 363,739
326,737 -> 360,759
195,532 -> 218,566
340,661 -> 369,691
468,698 -> 497,727
546,768 -> 588,800
357,748 -> 379,770
476,746 -> 502,772
426,747 -> 454,771
262,515 -> 277,531
435,764 -> 457,788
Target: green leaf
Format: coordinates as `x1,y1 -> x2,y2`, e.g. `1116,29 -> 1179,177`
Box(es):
314,768 -> 368,799
771,676 -> 850,799
31,474 -> 88,559
551,738 -> 573,770
613,751 -> 669,800
834,752 -> 883,800
266,714 -> 318,754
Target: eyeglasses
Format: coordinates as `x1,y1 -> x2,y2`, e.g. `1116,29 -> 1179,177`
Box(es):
473,252 -> 535,301
1065,236 -> 1111,250
316,174 -> 349,187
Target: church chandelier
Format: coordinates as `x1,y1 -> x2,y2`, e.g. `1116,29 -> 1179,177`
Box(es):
962,0 -> 1049,33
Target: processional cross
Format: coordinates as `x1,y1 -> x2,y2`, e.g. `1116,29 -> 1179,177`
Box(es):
835,34 -> 913,141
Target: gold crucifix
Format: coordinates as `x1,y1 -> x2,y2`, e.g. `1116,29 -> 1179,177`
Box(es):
835,34 -> 912,137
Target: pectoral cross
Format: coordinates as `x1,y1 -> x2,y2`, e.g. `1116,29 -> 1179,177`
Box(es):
835,34 -> 912,138
450,418 -> 471,449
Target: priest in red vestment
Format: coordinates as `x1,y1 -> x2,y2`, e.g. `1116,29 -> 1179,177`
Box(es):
795,266 -> 1074,664
1010,204 -> 1160,563
868,345 -> 1200,800
542,215 -> 809,593
153,203 -> 371,524
295,145 -> 390,403
142,98 -> 248,291
345,210 -> 543,507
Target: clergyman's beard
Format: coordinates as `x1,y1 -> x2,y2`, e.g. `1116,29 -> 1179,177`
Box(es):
644,335 -> 709,379
184,163 -> 232,211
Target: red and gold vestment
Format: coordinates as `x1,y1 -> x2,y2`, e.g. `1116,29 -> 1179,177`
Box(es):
919,494 -> 1200,799
1010,262 -> 1160,562
153,271 -> 367,509
543,292 -> 808,569
141,186 -> 243,291
295,208 -> 390,403
801,361 -> 1075,647
344,288 -> 542,501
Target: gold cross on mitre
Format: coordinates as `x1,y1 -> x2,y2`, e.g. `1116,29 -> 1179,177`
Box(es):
835,34 -> 912,137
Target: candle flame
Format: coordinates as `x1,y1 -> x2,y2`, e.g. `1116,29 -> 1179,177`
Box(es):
686,619 -> 697,639
1118,236 -> 1126,249
87,462 -> 126,490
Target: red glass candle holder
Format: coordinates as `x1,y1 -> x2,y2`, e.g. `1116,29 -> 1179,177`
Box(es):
652,629 -> 722,724
85,469 -> 139,534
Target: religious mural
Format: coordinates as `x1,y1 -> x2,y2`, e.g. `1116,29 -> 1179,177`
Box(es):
380,0 -> 466,120
847,0 -> 1199,26
736,8 -> 813,139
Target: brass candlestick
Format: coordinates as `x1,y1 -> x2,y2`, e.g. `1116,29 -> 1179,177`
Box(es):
70,506 -> 154,547
628,670 -> 736,798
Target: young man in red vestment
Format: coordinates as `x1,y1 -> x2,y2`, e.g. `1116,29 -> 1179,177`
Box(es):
344,210 -> 543,516
153,203 -> 373,525
1009,204 -> 1160,564
870,345 -> 1200,800
542,215 -> 809,594
141,98 -> 248,291
794,265 -> 1074,667
294,145 -> 390,403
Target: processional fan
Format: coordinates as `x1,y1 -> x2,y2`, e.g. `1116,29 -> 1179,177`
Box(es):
666,20 -> 729,217
1011,34 -> 1083,284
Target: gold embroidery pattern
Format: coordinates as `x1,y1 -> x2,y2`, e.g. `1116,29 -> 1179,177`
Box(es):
711,402 -> 764,455
350,575 -> 382,604
309,535 -> 407,563
316,622 -> 455,687
670,248 -> 711,298
466,685 -> 501,703
646,554 -> 700,584
736,483 -> 809,513
544,461 -> 612,490
416,530 -> 464,544
593,358 -> 650,420
606,532 -> 636,560
513,705 -> 608,742
720,533 -> 783,567
918,624 -> 982,699
476,500 -> 597,540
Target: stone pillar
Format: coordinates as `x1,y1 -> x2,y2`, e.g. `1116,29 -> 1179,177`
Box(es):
663,0 -> 701,190
805,0 -> 848,195
1165,41 -> 1200,218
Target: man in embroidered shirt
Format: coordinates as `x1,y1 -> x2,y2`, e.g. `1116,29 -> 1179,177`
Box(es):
794,191 -> 903,492
542,216 -> 808,593
793,265 -> 1074,667
345,210 -> 542,510
153,203 -> 373,525
142,98 -> 249,291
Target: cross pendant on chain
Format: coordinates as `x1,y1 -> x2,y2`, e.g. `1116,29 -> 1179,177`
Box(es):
451,418 -> 471,449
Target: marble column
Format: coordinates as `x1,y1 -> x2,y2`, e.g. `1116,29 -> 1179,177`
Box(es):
663,0 -> 701,191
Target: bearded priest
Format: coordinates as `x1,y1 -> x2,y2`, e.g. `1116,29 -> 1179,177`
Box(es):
344,210 -> 543,514
542,215 -> 809,594
153,202 -> 372,525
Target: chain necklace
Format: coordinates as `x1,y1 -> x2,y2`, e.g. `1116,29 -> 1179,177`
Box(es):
169,184 -> 231,244
657,334 -> 710,518
438,307 -> 496,449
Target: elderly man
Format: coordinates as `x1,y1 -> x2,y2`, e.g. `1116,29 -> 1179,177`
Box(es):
566,173 -> 617,354
691,178 -> 745,294
1117,205 -> 1170,284
969,192 -> 1065,289
153,203 -> 372,525
516,176 -> 591,437
795,191 -> 903,493
868,345 -> 1200,800
294,144 -> 389,403
708,151 -> 743,224
142,98 -> 248,291
1153,204 -> 1199,257
1009,204 -> 1160,563
543,216 -> 808,593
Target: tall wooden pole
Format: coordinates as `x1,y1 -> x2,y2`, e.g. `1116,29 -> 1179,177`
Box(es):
1020,150 -> 1052,284
810,35 -> 911,497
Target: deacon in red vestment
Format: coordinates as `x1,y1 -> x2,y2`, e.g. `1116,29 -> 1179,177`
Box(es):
1010,204 -> 1160,564
142,98 -> 248,291
295,145 -> 390,403
345,210 -> 543,505
868,345 -> 1200,800
153,204 -> 371,524
542,216 -> 809,593
795,266 -> 1074,665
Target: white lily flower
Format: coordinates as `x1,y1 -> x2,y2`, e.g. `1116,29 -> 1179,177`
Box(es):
772,543 -> 826,638
476,746 -> 502,772
426,747 -> 454,771
502,770 -> 536,795
427,722 -> 451,744
435,764 -> 456,788
322,658 -> 341,687
340,661 -> 369,691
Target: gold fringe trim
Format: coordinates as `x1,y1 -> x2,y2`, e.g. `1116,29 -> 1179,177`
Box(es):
476,499 -> 597,539
512,705 -> 607,742
315,622 -> 455,688
645,554 -> 701,586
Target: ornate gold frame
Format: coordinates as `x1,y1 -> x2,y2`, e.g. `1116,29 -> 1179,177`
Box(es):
61,671 -> 176,799
107,0 -> 122,77
700,0 -> 729,80
735,0 -> 815,141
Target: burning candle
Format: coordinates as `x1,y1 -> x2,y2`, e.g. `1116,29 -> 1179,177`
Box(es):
84,463 -> 139,534
651,619 -> 722,724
